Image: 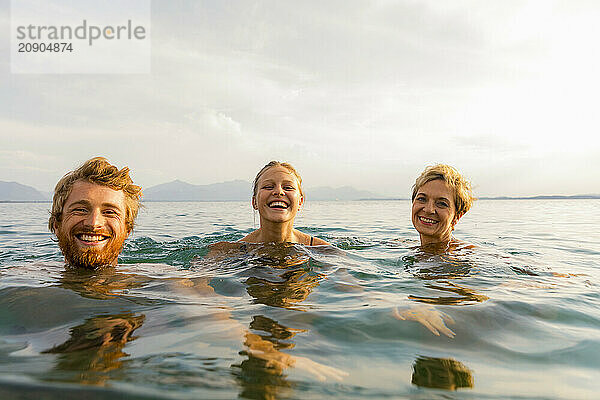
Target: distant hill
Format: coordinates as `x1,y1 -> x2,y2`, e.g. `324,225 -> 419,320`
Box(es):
143,180 -> 384,201
0,181 -> 47,201
144,179 -> 250,201
5,178 -> 598,202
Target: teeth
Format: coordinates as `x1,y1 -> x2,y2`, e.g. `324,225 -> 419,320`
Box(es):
269,201 -> 288,208
79,234 -> 107,242
419,217 -> 437,224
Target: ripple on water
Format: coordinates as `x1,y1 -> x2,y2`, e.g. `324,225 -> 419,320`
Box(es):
0,200 -> 599,399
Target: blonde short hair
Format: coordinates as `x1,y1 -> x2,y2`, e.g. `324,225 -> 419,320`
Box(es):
252,161 -> 304,199
49,157 -> 142,233
411,164 -> 475,217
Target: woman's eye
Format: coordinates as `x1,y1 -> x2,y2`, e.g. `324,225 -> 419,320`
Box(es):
437,201 -> 449,208
104,210 -> 118,216
284,186 -> 295,191
416,196 -> 426,202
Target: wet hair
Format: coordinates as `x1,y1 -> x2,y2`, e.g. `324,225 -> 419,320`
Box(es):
252,161 -> 304,199
411,164 -> 475,218
48,157 -> 142,234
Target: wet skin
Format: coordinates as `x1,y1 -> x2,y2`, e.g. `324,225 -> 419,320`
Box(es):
243,166 -> 328,245
253,165 -> 304,226
411,179 -> 461,246
55,180 -> 129,269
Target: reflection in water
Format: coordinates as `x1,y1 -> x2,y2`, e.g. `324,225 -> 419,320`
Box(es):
403,245 -> 489,306
43,313 -> 145,385
221,243 -> 343,399
39,267 -> 152,385
246,243 -> 310,268
243,243 -> 328,311
2,200 -> 598,399
409,280 -> 489,305
411,356 -> 473,390
394,245 -> 489,337
58,266 -> 151,300
234,316 -> 300,400
245,268 -> 322,310
402,245 -> 476,280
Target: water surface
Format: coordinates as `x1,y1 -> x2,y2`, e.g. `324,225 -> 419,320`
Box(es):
1,200 -> 598,399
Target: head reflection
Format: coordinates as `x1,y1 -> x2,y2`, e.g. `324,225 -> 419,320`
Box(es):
43,313 -> 145,385
411,356 -> 473,390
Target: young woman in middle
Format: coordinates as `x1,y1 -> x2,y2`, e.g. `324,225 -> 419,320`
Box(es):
199,162 -> 346,383
241,161 -> 329,245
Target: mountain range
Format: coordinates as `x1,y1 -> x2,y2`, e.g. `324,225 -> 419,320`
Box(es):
143,180 -> 381,201
0,181 -> 47,201
0,179 -> 384,202
2,179 -> 599,202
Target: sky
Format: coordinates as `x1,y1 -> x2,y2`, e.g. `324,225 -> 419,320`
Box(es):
1,0 -> 599,197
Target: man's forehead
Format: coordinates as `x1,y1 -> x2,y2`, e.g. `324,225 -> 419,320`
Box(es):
65,180 -> 126,207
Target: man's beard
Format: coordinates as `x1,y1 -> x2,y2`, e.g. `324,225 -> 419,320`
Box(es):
57,229 -> 126,270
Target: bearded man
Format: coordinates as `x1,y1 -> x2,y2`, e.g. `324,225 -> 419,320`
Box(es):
49,157 -> 142,269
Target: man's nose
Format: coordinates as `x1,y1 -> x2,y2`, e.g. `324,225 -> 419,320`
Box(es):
84,209 -> 104,228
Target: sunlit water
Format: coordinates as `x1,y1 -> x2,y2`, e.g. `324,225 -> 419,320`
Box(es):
0,200 -> 599,399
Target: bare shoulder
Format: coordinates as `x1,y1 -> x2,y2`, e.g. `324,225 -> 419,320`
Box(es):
311,236 -> 330,246
449,239 -> 476,251
294,230 -> 330,246
240,230 -> 260,243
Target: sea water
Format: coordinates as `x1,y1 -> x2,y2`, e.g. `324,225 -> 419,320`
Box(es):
0,200 -> 599,399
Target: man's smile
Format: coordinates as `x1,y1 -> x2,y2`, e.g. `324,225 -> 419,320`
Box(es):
75,232 -> 111,245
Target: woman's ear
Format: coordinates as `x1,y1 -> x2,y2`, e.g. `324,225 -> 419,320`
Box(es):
299,194 -> 304,209
252,196 -> 258,210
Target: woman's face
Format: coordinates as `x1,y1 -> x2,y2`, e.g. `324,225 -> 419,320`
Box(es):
411,179 -> 459,245
253,166 -> 303,224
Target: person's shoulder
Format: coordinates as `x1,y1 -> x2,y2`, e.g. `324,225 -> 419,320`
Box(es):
449,239 -> 476,251
310,236 -> 330,246
240,230 -> 260,243
300,230 -> 330,246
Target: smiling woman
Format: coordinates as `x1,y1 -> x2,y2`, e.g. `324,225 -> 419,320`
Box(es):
411,164 -> 475,248
242,161 -> 329,245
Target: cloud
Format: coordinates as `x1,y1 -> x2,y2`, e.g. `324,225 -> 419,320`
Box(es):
451,135 -> 524,153
1,1 -> 599,196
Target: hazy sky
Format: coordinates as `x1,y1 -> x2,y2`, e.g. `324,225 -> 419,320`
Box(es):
2,0 -> 599,197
